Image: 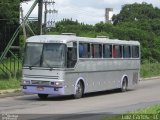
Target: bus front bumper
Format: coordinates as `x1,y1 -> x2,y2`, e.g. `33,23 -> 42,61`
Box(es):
22,85 -> 65,95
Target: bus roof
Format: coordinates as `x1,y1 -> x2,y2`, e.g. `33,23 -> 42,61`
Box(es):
26,35 -> 140,45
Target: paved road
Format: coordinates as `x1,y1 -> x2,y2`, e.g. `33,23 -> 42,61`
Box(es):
0,79 -> 160,119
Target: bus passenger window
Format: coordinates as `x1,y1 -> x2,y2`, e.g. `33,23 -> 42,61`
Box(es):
132,46 -> 139,58
103,44 -> 112,58
79,45 -> 83,58
67,42 -> 77,68
123,46 -> 131,58
79,43 -> 90,58
92,44 -> 102,58
113,45 -> 122,58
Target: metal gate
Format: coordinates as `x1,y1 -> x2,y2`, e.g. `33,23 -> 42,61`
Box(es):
0,20 -> 22,79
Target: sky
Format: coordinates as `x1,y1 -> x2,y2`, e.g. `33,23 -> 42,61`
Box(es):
22,0 -> 160,25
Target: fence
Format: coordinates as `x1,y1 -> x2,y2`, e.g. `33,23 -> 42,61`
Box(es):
0,20 -> 22,79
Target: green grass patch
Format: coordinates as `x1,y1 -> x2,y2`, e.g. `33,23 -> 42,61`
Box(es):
140,62 -> 160,78
102,104 -> 160,120
132,104 -> 160,114
0,79 -> 20,90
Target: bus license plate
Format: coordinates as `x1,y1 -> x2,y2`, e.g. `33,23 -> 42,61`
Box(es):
37,86 -> 44,91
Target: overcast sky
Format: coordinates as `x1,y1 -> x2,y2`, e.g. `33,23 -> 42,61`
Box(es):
22,0 -> 160,25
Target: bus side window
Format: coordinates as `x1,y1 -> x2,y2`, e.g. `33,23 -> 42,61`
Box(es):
132,46 -> 139,58
92,44 -> 102,58
113,45 -> 122,58
79,43 -> 90,58
123,46 -> 131,58
67,42 -> 77,68
79,45 -> 83,58
113,45 -> 117,58
103,44 -> 112,58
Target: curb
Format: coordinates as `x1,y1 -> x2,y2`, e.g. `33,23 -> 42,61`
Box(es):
0,89 -> 20,94
0,89 -> 23,98
0,92 -> 24,98
140,76 -> 160,81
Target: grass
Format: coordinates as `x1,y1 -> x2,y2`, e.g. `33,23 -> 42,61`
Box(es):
0,79 -> 20,90
131,104 -> 160,114
140,62 -> 160,78
102,104 -> 160,120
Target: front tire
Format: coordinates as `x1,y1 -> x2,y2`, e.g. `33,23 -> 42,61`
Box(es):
74,81 -> 84,99
38,94 -> 48,100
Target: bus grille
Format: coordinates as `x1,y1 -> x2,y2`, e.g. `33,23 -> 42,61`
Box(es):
31,80 -> 50,86
23,74 -> 59,79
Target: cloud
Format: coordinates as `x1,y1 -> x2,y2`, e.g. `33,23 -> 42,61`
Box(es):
22,0 -> 160,24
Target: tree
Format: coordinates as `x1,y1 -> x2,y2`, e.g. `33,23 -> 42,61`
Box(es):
112,2 -> 160,25
0,0 -> 20,26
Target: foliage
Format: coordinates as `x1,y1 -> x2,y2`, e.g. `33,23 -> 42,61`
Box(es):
131,104 -> 160,114
141,61 -> 160,78
0,79 -> 20,90
0,0 -> 20,24
112,2 -> 160,25
51,19 -> 95,36
0,0 -> 21,79
50,3 -> 160,63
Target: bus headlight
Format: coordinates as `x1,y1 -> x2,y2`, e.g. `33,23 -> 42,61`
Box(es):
50,81 -> 63,87
55,82 -> 62,86
22,80 -> 31,85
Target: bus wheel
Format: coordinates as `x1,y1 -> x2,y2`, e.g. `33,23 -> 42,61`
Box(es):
74,81 -> 84,99
121,77 -> 128,92
38,94 -> 48,100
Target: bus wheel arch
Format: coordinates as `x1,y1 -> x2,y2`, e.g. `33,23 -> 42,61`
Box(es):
120,75 -> 128,92
73,78 -> 85,99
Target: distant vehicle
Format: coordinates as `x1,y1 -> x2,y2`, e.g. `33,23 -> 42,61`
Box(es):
21,34 -> 140,99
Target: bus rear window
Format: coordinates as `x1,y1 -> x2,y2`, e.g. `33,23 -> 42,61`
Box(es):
132,46 -> 139,58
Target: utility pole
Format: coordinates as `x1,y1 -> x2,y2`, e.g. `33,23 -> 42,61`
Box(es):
20,6 -> 27,40
44,1 -> 47,34
38,0 -> 43,35
44,0 -> 57,34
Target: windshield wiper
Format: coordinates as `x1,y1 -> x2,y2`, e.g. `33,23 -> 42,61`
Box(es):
42,60 -> 56,70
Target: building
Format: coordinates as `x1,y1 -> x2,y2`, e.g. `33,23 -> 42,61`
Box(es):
105,8 -> 113,23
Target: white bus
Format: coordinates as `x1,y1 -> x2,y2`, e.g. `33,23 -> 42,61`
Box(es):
22,35 -> 140,99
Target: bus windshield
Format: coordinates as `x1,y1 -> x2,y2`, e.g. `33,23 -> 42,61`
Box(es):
24,43 -> 66,68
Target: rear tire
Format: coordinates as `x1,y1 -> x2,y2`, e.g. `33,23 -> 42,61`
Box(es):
121,77 -> 128,92
38,94 -> 48,100
74,81 -> 84,99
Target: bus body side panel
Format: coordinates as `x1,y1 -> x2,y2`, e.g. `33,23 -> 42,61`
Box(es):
66,58 -> 140,93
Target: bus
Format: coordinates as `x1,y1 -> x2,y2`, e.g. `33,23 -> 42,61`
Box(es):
21,34 -> 140,99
